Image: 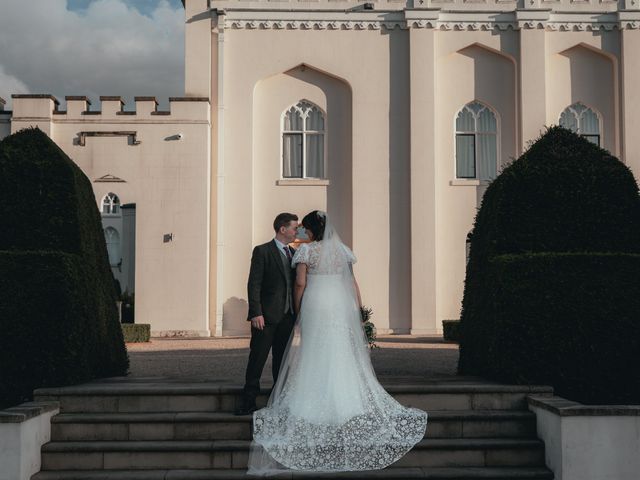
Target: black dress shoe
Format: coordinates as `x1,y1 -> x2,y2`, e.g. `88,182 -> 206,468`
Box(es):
234,403 -> 258,416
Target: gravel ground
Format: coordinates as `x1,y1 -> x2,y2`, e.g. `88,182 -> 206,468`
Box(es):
126,335 -> 460,385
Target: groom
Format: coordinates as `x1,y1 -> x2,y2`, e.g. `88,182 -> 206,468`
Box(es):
236,212 -> 299,415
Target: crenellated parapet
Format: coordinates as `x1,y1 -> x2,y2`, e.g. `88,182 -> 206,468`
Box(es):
10,94 -> 210,123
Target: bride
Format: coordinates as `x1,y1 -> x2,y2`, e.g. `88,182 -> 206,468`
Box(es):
248,210 -> 428,475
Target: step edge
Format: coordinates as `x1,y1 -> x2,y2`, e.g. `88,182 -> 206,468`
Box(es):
41,438 -> 546,453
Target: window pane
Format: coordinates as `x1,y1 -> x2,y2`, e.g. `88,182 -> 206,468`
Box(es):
283,134 -> 303,178
306,134 -> 324,178
284,108 -> 303,131
559,109 -> 578,132
581,109 -> 599,135
572,103 -> 586,116
468,102 -> 484,115
583,134 -> 600,147
105,228 -> 120,266
477,108 -> 496,133
477,134 -> 497,180
456,134 -> 476,178
297,101 -> 312,115
306,108 -> 324,131
456,108 -> 475,132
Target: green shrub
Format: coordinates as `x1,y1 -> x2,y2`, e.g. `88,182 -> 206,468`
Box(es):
442,320 -> 460,343
0,128 -> 128,409
485,253 -> 640,404
459,127 -> 640,404
121,324 -> 150,343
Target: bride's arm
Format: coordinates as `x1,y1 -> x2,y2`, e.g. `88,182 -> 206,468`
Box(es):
349,263 -> 363,309
294,263 -> 307,315
353,276 -> 363,310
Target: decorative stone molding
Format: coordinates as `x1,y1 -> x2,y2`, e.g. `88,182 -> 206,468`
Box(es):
276,178 -> 331,186
95,174 -> 126,183
435,21 -> 516,30
227,19 -> 406,29
621,20 -> 640,28
619,10 -> 640,29
222,8 -> 640,31
545,22 -> 618,30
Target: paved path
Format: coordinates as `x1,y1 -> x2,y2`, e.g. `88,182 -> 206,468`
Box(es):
126,335 -> 460,384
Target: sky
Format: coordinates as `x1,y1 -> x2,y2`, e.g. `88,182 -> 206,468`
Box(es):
0,0 -> 185,111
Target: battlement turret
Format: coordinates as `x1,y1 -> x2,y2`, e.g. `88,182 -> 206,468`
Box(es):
10,94 -> 209,124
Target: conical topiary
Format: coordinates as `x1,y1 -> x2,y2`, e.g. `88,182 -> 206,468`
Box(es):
0,128 -> 128,408
458,126 -> 640,404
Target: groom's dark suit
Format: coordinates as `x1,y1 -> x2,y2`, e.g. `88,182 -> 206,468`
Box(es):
242,240 -> 296,407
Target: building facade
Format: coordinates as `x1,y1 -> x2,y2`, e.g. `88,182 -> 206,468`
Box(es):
1,0 -> 639,336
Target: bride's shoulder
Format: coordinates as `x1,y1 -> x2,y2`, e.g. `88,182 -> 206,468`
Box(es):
341,243 -> 357,263
292,241 -> 313,264
294,241 -> 314,253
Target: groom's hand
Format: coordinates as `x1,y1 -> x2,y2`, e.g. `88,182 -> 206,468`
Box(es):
250,315 -> 265,330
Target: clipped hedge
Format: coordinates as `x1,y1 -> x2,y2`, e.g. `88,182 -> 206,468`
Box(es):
122,324 -> 151,343
442,320 -> 460,343
485,253 -> 640,404
0,252 -> 94,405
0,128 -> 128,409
459,127 -> 640,404
471,127 -> 640,258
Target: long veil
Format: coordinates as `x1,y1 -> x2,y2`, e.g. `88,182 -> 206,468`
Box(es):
247,212 -> 427,476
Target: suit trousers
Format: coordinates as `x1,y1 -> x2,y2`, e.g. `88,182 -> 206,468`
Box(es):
243,313 -> 295,403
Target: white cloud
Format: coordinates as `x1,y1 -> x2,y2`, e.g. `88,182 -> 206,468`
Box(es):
0,66 -> 30,109
0,0 -> 184,111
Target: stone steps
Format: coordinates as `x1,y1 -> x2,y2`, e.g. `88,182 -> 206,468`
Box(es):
32,466 -> 555,479
34,383 -> 553,413
50,410 -> 536,441
40,438 -> 545,470
33,381 -> 554,479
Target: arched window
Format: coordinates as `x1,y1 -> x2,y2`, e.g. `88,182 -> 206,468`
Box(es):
282,101 -> 325,179
559,103 -> 601,146
455,102 -> 498,181
101,192 -> 120,215
104,227 -> 121,266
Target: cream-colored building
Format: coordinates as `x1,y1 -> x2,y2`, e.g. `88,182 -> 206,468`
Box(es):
1,0 -> 639,336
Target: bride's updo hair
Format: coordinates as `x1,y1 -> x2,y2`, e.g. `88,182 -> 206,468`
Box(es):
302,210 -> 326,241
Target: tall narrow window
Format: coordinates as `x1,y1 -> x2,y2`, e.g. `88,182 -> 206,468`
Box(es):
282,101 -> 325,179
559,103 -> 601,146
104,227 -> 121,266
102,192 -> 120,215
455,102 -> 498,181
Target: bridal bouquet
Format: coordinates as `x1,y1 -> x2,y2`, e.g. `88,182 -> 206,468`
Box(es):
360,306 -> 378,349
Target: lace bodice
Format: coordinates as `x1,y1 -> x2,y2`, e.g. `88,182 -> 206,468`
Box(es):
292,241 -> 357,275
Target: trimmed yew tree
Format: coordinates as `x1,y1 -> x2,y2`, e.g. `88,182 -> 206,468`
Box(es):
0,128 -> 128,409
458,126 -> 640,404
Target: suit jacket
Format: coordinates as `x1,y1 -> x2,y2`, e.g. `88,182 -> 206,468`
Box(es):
247,240 -> 296,324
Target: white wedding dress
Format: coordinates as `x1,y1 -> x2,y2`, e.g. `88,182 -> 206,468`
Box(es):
248,217 -> 428,475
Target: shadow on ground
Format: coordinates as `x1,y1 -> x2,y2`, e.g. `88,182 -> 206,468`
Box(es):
125,336 -> 460,385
